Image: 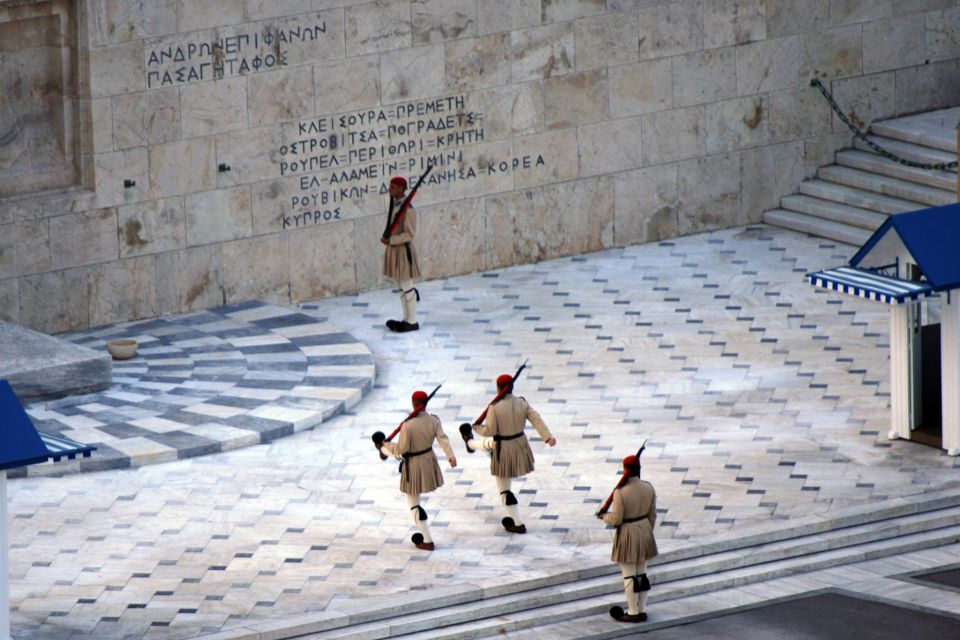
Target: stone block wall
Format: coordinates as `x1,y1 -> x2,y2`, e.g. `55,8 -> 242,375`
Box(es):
1,0 -> 959,333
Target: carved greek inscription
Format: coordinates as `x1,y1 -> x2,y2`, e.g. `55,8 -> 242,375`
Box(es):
278,95 -> 547,230
145,21 -> 326,88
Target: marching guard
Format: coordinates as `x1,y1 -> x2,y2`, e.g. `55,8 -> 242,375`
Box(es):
596,446 -> 658,623
373,388 -> 456,550
460,365 -> 556,534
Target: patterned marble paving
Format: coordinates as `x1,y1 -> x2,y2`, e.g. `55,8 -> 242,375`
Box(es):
17,302 -> 374,477
6,225 -> 960,639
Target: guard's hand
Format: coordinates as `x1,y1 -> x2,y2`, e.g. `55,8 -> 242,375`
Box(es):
449,457 -> 457,468
379,236 -> 388,245
547,437 -> 557,447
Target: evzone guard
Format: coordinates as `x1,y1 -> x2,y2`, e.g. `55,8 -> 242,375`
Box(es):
459,362 -> 556,534
381,165 -> 433,333
596,442 -> 658,623
372,386 -> 456,550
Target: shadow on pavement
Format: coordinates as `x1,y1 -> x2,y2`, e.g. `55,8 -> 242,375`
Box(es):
629,592 -> 960,639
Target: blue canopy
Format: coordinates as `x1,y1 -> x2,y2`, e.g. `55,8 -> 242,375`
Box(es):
0,379 -> 96,471
0,380 -> 49,471
851,203 -> 960,292
807,266 -> 935,305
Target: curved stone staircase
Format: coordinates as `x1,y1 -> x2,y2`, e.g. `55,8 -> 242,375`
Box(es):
764,108 -> 959,245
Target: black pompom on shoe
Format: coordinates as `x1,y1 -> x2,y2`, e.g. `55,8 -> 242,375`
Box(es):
501,517 -> 526,534
411,533 -> 434,551
609,606 -> 646,622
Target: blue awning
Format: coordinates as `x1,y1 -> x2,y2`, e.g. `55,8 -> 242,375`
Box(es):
1,379 -> 96,471
38,432 -> 97,463
807,266 -> 935,305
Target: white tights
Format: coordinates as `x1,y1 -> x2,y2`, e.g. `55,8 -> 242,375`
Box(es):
399,278 -> 418,323
619,561 -> 649,615
465,437 -> 523,525
495,476 -> 522,526
405,493 -> 432,543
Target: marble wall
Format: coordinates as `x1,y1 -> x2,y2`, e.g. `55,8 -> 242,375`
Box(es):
2,0 -> 960,332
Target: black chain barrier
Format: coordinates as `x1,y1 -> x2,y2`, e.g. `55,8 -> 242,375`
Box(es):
810,78 -> 958,172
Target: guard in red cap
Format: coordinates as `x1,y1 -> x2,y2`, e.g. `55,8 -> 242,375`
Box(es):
380,175 -> 422,332
461,374 -> 555,533
379,390 -> 456,550
600,454 -> 658,623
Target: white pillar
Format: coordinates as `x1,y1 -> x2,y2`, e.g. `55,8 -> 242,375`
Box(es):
889,304 -> 912,441
941,293 -> 960,456
1,470 -> 9,640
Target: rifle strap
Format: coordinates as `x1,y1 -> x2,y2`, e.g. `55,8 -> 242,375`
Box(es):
387,198 -> 412,238
384,197 -> 397,238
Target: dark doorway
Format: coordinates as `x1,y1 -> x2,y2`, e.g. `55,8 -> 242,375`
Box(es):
912,323 -> 942,448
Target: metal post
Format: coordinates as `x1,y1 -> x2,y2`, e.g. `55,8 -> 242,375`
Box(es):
1,470 -> 9,640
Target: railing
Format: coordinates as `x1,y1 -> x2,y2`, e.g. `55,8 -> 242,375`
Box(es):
810,79 -> 960,201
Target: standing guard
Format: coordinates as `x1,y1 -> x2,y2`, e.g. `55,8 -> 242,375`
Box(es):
597,448 -> 658,623
460,370 -> 555,534
380,166 -> 432,333
374,389 -> 456,550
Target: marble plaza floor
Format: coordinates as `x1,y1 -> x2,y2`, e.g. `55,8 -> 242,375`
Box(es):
19,303 -> 375,477
7,225 -> 960,639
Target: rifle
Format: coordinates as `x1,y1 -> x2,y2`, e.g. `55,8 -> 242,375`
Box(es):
372,383 -> 442,461
382,163 -> 434,241
462,360 -> 528,429
595,440 -> 647,518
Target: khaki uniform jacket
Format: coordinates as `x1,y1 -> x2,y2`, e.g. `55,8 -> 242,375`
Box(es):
602,477 -> 659,564
383,202 -> 421,282
382,412 -> 453,496
474,394 -> 552,478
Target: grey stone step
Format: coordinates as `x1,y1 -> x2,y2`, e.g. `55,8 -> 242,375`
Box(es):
203,491 -> 960,640
779,194 -> 886,230
853,136 -> 957,169
871,117 -> 959,153
308,505 -> 960,640
836,150 -> 956,192
762,210 -> 871,247
386,520 -> 960,640
0,321 -> 112,401
494,542 -> 960,640
817,165 -> 955,208
797,180 -> 919,215
763,106 -> 959,253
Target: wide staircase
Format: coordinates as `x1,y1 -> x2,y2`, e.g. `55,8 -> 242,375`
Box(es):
764,107 -> 959,246
258,492 -> 960,640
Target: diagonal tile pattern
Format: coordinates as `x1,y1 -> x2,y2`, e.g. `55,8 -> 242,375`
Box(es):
6,225 -> 960,639
17,302 -> 374,477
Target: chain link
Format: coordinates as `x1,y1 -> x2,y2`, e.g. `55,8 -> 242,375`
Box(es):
810,79 -> 958,172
